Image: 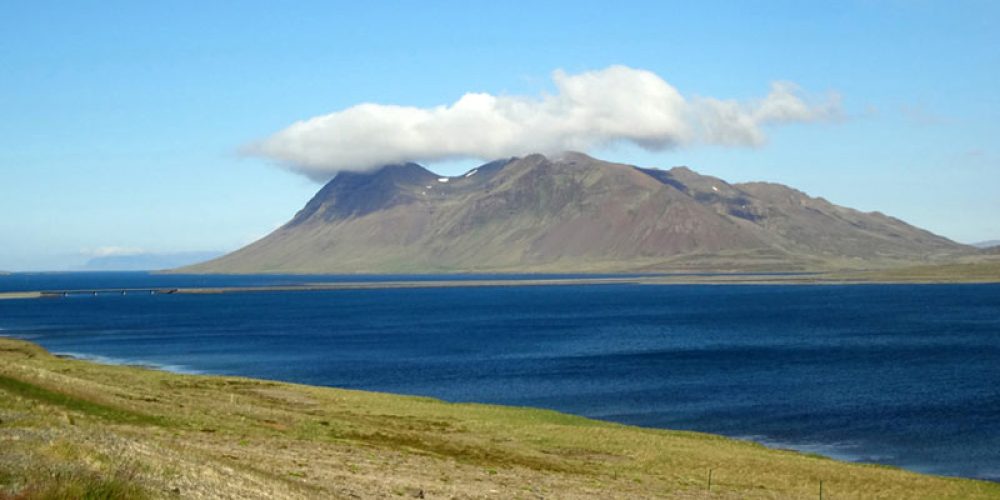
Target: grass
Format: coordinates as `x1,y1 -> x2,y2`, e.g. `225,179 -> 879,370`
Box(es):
2,337 -> 999,498
837,259 -> 1000,283
0,468 -> 148,500
0,376 -> 163,426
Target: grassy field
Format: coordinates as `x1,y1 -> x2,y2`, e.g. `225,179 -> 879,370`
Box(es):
2,338 -> 999,499
830,259 -> 1000,283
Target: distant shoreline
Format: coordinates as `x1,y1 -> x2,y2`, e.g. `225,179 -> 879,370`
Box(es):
2,270 -> 999,301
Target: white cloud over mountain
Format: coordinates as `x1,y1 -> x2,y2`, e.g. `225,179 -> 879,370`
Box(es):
247,66 -> 840,180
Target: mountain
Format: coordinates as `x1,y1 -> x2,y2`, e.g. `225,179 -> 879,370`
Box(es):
183,153 -> 972,274
84,251 -> 222,271
973,240 -> 1000,249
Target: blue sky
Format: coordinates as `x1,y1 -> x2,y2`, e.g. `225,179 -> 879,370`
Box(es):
1,1 -> 997,270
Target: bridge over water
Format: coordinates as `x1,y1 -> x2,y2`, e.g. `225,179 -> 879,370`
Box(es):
38,288 -> 180,298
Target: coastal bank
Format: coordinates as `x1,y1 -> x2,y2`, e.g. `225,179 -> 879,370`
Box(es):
1,338 -> 998,499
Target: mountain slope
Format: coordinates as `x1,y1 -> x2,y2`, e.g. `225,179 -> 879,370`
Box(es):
185,153 -> 971,273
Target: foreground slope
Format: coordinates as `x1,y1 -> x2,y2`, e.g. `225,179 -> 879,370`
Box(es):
2,338 -> 999,499
184,153 -> 969,274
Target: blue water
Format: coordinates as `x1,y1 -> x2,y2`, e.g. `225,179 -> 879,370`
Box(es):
1,273 -> 998,481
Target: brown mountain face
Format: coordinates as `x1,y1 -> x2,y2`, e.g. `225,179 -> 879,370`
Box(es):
184,153 -> 971,273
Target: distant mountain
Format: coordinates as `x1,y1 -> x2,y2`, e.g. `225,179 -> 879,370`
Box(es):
183,153 -> 972,274
973,240 -> 1000,249
84,251 -> 222,271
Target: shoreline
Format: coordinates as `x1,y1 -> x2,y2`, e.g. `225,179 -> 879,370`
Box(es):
2,337 -> 999,497
52,351 -> 204,375
39,342 -> 1000,484
38,346 -> 883,472
45,345 -> 988,483
2,271 -> 999,301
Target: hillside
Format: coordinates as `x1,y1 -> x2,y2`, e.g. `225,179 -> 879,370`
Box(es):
184,153 -> 971,274
2,337 -> 998,499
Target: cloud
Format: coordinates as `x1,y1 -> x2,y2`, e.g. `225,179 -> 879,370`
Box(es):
246,66 -> 840,180
693,82 -> 841,146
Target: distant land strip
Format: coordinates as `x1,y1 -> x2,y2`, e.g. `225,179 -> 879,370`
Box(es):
0,277 -> 643,300
2,265 -> 999,301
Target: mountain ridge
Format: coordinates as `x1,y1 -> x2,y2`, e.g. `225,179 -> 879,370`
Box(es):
183,153 -> 971,274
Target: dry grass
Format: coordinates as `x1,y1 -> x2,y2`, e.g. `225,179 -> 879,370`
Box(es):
833,259 -> 1000,283
1,337 -> 998,499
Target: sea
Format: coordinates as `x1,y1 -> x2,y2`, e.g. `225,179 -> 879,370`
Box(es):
1,272 -> 998,481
